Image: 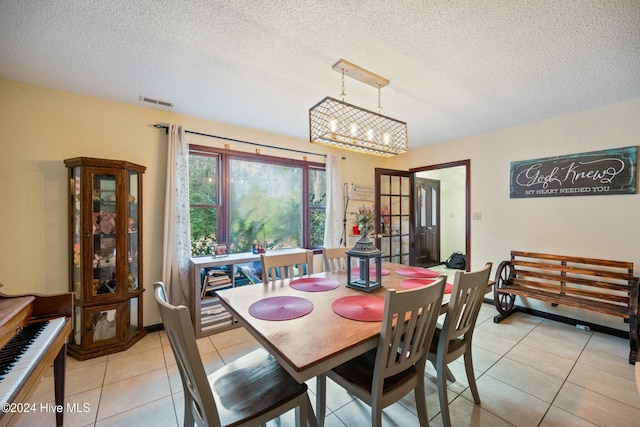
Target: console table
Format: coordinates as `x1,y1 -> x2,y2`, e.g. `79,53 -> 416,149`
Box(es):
189,248 -> 308,337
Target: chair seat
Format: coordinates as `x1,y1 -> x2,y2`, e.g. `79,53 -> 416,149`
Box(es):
429,327 -> 465,355
210,349 -> 307,427
331,348 -> 417,395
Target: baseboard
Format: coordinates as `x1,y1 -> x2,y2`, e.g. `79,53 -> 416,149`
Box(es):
484,300 -> 627,339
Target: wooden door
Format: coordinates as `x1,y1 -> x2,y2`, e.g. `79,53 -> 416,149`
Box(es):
376,168 -> 413,265
414,178 -> 440,267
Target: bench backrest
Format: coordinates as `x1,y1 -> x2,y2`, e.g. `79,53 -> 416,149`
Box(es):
509,251 -> 638,310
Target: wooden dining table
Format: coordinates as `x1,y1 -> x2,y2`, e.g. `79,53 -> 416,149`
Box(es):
217,262 -> 453,385
217,261 -> 495,426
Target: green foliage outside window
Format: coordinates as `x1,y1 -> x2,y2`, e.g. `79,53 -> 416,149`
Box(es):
189,150 -> 326,257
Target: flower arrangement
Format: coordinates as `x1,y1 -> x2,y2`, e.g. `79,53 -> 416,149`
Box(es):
191,233 -> 217,256
351,205 -> 375,234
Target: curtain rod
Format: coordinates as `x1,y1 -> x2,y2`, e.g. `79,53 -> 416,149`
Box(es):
153,123 -> 344,159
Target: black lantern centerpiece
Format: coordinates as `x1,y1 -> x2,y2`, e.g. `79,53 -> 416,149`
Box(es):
346,230 -> 382,292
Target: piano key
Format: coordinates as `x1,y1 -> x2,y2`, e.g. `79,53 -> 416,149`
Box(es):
0,317 -> 66,406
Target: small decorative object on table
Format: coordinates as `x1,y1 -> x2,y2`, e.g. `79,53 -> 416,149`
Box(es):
351,204 -> 375,235
252,243 -> 266,254
346,230 -> 382,292
212,244 -> 228,258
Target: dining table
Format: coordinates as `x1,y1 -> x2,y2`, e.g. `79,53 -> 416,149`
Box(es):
216,262 -> 476,424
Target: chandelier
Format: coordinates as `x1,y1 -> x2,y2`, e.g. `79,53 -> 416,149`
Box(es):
309,59 -> 408,157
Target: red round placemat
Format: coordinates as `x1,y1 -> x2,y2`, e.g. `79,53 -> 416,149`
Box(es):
395,267 -> 441,278
401,279 -> 453,294
290,277 -> 340,292
351,267 -> 391,276
248,296 -> 313,321
332,295 -> 386,322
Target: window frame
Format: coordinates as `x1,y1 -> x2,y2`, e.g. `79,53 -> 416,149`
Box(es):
189,144 -> 326,253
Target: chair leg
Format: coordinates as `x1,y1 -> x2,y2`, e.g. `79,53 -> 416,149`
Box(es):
445,366 -> 456,383
437,359 -> 452,427
305,394 -> 319,427
415,378 -> 430,427
295,394 -> 307,427
371,403 -> 382,427
464,352 -> 480,404
316,374 -> 327,427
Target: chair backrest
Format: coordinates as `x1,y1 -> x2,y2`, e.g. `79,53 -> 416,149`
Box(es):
153,282 -> 221,427
322,247 -> 349,272
260,249 -> 313,283
438,262 -> 493,354
372,277 -> 447,392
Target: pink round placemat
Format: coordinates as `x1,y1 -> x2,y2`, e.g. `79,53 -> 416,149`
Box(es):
248,296 -> 313,321
351,267 -> 391,276
395,267 -> 441,278
290,277 -> 340,292
401,279 -> 453,294
332,295 -> 386,322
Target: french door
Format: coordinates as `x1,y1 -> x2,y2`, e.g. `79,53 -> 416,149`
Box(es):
375,168 -> 413,264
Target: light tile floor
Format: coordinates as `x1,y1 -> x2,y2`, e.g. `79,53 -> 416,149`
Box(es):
10,303 -> 640,427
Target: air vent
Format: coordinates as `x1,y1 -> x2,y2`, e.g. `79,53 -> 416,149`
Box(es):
139,96 -> 173,108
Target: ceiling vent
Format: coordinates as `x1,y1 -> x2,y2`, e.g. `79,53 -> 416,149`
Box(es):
139,95 -> 173,108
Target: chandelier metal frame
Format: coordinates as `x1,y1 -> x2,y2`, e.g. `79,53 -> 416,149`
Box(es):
309,59 -> 408,157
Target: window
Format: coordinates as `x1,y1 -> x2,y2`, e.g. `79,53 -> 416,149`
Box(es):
189,146 -> 326,256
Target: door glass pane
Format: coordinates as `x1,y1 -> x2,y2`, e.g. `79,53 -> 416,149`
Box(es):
391,176 -> 400,194
381,175 -> 390,194
431,188 -> 437,226
229,159 -> 302,252
401,176 -> 410,194
401,196 -> 410,214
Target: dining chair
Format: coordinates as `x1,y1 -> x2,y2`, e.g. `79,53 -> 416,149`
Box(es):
317,277 -> 447,427
428,262 -> 492,427
260,249 -> 313,283
153,282 -> 316,427
322,247 -> 349,272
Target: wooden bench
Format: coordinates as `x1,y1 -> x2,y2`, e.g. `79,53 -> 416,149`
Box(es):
493,251 -> 639,364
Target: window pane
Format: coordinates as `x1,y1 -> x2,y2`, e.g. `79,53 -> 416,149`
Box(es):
309,169 -> 326,247
229,159 -> 302,252
189,154 -> 218,256
189,155 -> 217,204
190,207 -> 217,256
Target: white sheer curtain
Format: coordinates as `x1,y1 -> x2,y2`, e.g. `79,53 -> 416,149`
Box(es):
323,153 -> 344,248
162,124 -> 191,305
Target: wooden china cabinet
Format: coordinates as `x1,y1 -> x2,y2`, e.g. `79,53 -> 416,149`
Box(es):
64,157 -> 146,360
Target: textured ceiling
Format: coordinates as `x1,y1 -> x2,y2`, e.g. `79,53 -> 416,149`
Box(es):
1,1 -> 639,149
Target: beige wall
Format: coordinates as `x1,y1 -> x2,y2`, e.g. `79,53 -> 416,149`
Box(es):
387,97 -> 640,330
0,79 -> 382,326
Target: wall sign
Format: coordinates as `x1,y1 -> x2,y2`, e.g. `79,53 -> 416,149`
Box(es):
510,146 -> 637,198
351,184 -> 374,201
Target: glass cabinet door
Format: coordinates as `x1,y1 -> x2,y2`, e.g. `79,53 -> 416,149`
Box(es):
90,170 -> 120,299
127,171 -> 140,293
71,167 -> 83,300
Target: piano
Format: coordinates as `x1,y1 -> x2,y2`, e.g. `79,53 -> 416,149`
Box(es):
0,289 -> 73,427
